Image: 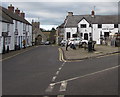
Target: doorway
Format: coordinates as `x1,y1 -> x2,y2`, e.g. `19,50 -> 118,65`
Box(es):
84,33 -> 88,40
104,32 -> 109,38
67,32 -> 70,39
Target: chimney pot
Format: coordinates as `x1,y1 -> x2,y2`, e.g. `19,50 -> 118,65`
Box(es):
68,12 -> 73,16
15,8 -> 20,15
8,4 -> 14,12
20,11 -> 25,18
91,10 -> 95,17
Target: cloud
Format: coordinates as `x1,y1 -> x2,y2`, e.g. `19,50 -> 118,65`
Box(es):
2,2 -> 118,29
2,0 -> 120,2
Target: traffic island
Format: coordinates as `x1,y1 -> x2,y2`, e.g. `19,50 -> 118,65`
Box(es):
60,45 -> 119,61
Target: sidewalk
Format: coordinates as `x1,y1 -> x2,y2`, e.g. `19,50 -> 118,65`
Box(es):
61,45 -> 119,60
1,46 -> 37,60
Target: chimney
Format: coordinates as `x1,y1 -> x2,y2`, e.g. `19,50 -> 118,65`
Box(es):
15,8 -> 20,15
68,12 -> 73,16
8,4 -> 14,12
91,10 -> 95,17
20,11 -> 25,18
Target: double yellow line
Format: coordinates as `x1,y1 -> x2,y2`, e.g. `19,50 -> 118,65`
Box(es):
58,48 -> 66,62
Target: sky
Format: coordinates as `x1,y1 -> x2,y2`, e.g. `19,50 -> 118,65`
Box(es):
1,0 -> 119,30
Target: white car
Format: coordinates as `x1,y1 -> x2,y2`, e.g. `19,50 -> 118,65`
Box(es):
60,39 -> 67,46
69,38 -> 88,46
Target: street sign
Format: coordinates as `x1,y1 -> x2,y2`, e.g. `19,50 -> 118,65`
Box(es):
2,32 -> 8,37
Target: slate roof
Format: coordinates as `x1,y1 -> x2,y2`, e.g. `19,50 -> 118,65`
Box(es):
0,6 -> 31,25
64,15 -> 118,27
0,7 -> 13,24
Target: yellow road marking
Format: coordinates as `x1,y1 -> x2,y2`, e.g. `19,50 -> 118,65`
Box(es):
58,48 -> 120,62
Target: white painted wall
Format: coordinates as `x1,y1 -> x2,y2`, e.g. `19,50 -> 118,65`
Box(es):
8,23 -> 14,50
0,17 -> 32,54
93,24 -> 119,44
0,21 -> 2,54
93,24 -> 101,44
12,20 -> 32,49
64,27 -> 77,40
78,19 -> 91,40
63,18 -> 119,45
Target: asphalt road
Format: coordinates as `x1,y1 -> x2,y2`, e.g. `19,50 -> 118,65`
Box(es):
2,45 -> 119,96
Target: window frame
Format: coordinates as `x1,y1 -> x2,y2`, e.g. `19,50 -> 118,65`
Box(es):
114,24 -> 118,28
98,24 -> 102,28
80,24 -> 87,28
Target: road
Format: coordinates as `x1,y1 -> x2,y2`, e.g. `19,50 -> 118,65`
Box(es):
2,45 -> 119,96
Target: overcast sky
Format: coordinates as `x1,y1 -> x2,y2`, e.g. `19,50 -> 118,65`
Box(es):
1,0 -> 119,30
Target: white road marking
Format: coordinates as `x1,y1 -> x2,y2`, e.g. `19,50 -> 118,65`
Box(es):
52,76 -> 57,82
60,81 -> 67,92
46,62 -> 66,93
45,83 -> 55,92
53,65 -> 120,86
59,67 -> 62,70
56,71 -> 60,75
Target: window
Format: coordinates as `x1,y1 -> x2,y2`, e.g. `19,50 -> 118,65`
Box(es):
89,24 -> 92,27
7,24 -> 10,32
7,37 -> 11,44
80,33 -> 83,37
81,24 -> 86,28
98,24 -> 102,28
67,32 -> 70,39
89,33 -> 92,36
72,34 -> 77,38
23,24 -> 26,31
15,21 -> 18,30
114,24 -> 118,28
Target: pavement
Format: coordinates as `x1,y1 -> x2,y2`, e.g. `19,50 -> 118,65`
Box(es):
60,45 -> 120,61
0,46 -> 39,61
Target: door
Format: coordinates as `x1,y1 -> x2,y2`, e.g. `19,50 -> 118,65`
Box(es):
104,32 -> 109,38
84,33 -> 88,40
67,32 -> 70,39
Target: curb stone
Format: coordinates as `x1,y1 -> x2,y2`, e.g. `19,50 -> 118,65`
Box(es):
60,48 -> 120,62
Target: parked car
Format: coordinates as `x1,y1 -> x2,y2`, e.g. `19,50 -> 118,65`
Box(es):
45,41 -> 50,45
40,42 -> 45,45
69,37 -> 88,46
60,39 -> 67,46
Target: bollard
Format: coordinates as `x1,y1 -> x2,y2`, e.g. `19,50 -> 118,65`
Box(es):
88,41 -> 93,52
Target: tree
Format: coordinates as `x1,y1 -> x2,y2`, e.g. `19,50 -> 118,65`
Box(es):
49,27 -> 56,44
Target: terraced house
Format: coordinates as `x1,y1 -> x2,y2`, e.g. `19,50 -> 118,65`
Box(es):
58,11 -> 119,44
0,4 -> 32,54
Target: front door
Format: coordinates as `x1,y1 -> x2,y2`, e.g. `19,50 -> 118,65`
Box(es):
104,32 -> 109,38
67,32 -> 70,39
84,33 -> 88,40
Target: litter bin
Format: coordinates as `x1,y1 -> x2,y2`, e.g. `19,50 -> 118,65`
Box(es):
88,40 -> 93,52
